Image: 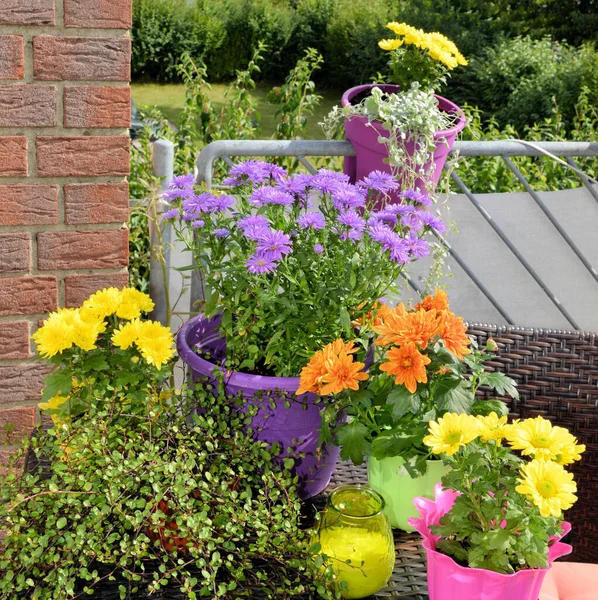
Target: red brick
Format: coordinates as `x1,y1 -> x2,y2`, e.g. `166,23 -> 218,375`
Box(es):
64,0 -> 131,29
0,447 -> 24,470
0,407 -> 35,445
0,85 -> 56,128
64,182 -> 129,224
0,363 -> 51,404
64,271 -> 129,307
0,276 -> 57,317
36,136 -> 129,177
33,36 -> 130,81
0,232 -> 30,273
64,85 -> 130,129
0,137 -> 27,177
0,36 -> 24,80
37,229 -> 128,270
0,321 -> 30,360
0,0 -> 55,26
0,185 -> 58,226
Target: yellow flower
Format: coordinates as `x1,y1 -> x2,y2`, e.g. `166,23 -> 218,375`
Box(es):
379,38 -> 403,51
476,412 -> 509,443
516,459 -> 578,518
32,309 -> 80,357
552,427 -> 585,465
81,287 -> 121,320
135,321 -> 175,369
506,415 -> 572,461
423,413 -> 481,456
116,288 -> 155,320
38,393 -> 69,412
112,318 -> 143,350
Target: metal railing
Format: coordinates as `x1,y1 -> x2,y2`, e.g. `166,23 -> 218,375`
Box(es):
150,139 -> 598,332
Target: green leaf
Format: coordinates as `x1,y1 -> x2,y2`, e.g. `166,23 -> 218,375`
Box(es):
478,372 -> 519,399
336,422 -> 370,465
81,353 -> 109,372
56,517 -> 67,529
471,399 -> 509,417
386,386 -> 413,421
434,378 -> 475,413
339,306 -> 351,334
41,369 -> 73,402
371,433 -> 415,460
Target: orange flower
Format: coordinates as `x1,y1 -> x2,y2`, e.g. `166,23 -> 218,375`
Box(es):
438,311 -> 471,360
414,288 -> 450,312
351,300 -> 389,328
296,338 -> 365,395
320,351 -> 368,395
374,306 -> 440,349
380,342 -> 431,393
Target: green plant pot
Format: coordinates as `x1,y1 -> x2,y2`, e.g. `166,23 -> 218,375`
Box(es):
367,455 -> 447,532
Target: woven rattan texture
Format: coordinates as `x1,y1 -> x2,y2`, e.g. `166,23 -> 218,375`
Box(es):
467,323 -> 598,563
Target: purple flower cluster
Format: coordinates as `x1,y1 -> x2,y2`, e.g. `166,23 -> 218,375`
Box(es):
249,186 -> 295,207
223,160 -> 287,186
357,170 -> 400,194
245,229 -> 293,275
296,212 -> 325,230
337,209 -> 366,241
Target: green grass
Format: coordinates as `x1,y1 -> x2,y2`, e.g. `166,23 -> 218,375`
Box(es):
131,82 -> 342,140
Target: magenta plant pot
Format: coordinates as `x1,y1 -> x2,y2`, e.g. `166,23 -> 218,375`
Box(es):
407,486 -> 573,600
176,314 -> 341,499
341,84 -> 466,201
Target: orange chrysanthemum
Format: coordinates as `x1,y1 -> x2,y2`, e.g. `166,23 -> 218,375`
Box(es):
296,338 -> 365,395
380,342 -> 431,393
320,351 -> 368,395
351,300 -> 390,328
373,307 -> 440,349
438,311 -> 471,360
414,289 -> 450,313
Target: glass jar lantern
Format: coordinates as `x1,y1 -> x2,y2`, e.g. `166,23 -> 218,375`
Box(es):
316,484 -> 395,599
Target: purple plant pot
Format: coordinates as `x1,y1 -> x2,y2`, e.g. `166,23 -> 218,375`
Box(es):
341,84 -> 466,204
176,314 -> 342,499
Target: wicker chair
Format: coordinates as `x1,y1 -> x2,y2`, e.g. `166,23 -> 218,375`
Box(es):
466,323 -> 598,564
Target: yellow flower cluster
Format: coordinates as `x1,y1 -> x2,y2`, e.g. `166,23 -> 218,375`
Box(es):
32,287 -> 174,369
423,413 -> 585,519
379,22 -> 468,70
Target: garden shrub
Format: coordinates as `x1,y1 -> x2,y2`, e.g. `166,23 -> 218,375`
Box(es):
469,36 -> 598,132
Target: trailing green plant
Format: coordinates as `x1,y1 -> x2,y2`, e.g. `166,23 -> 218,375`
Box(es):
0,381 -> 339,599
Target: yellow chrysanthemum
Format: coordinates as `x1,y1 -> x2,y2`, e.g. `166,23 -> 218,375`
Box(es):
423,413 -> 481,456
552,426 -> 586,465
116,288 -> 155,320
476,411 -> 509,443
32,309 -> 82,357
135,321 -> 175,369
112,318 -> 143,350
506,415 -> 573,461
81,287 -> 121,320
38,393 -> 69,412
386,21 -> 417,37
379,38 -> 403,51
516,459 -> 578,518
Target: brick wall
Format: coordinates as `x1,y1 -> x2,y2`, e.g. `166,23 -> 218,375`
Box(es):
0,0 -> 132,466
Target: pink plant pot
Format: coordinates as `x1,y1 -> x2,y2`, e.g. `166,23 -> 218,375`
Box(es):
341,84 -> 466,204
407,485 -> 573,600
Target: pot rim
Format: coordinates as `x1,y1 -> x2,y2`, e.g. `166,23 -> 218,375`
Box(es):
340,83 -> 467,137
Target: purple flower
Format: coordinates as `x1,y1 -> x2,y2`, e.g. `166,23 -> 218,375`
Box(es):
406,233 -> 430,258
245,254 -> 278,274
401,213 -> 424,231
310,169 -> 350,193
213,228 -> 230,238
331,184 -> 366,210
223,160 -> 272,186
266,163 -> 288,182
369,211 -> 398,226
382,203 -> 415,216
182,193 -> 215,216
296,212 -> 326,230
368,225 -> 410,264
162,186 -> 193,202
191,219 -> 205,228
162,208 -> 179,220
313,243 -> 324,254
278,173 -> 313,195
368,223 -> 395,245
338,210 -> 366,232
389,240 -> 410,264
169,174 -> 196,189
402,189 -> 432,207
242,224 -> 271,241
249,186 -> 295,207
238,215 -> 270,230
357,170 -> 399,193
347,228 -> 363,241
417,210 -> 447,234
256,229 -> 292,261
208,194 -> 235,212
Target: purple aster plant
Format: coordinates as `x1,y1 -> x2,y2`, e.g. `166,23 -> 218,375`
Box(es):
248,186 -> 295,207
406,233 -> 430,258
242,224 -> 271,241
169,174 -> 196,189
402,188 -> 432,207
313,243 -> 324,254
162,208 -> 179,220
296,212 -> 326,230
417,210 -> 447,234
401,212 -> 424,232
337,209 -> 366,232
256,229 -> 292,261
163,186 -> 193,202
222,160 -> 273,186
357,170 -> 399,194
207,193 -> 235,213
245,254 -> 278,275
310,169 -> 350,194
238,215 -> 270,231
331,183 -> 366,210
191,219 -> 205,229
213,228 -> 230,238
